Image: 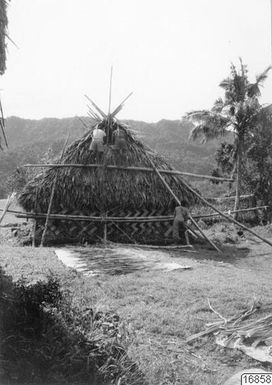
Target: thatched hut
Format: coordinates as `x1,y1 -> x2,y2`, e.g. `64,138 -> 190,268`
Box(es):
19,119 -> 197,245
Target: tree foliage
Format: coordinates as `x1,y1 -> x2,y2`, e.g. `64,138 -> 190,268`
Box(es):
186,59 -> 271,215
243,109 -> 272,208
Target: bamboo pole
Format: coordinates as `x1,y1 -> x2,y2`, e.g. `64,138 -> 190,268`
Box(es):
40,135 -> 69,247
16,212 -> 174,222
108,66 -> 113,115
40,178 -> 57,247
108,241 -> 194,250
206,194 -> 254,202
146,155 -> 221,252
180,177 -> 272,248
22,163 -> 234,182
0,192 -> 16,225
103,223 -> 107,243
32,188 -> 38,247
11,205 -> 271,223
0,98 -> 8,148
194,206 -> 269,219
76,116 -> 89,130
85,95 -> 107,119
110,92 -> 133,118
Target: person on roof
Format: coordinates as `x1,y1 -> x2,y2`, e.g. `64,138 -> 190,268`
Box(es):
89,125 -> 106,162
172,200 -> 190,245
113,126 -> 126,155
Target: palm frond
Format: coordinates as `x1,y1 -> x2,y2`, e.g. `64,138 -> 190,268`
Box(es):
247,83 -> 260,98
256,66 -> 271,84
186,110 -> 212,124
219,77 -> 232,90
189,112 -> 231,142
212,98 -> 224,113
247,67 -> 271,98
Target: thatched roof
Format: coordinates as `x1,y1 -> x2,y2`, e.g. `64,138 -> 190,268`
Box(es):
19,119 -> 197,215
0,0 -> 8,75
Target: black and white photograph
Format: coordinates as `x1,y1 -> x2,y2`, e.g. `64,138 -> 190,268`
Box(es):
1,1 -> 272,384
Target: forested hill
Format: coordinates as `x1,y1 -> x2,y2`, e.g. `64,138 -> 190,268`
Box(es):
0,116 -> 219,197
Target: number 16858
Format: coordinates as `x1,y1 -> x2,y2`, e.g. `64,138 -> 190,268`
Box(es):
241,373 -> 272,384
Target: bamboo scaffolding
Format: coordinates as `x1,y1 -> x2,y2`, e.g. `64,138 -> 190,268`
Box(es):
22,163 -> 234,182
146,154 -> 221,252
6,205 -> 270,223
40,135 -> 69,247
179,177 -> 272,248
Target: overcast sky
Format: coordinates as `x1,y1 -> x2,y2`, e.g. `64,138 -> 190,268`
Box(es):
1,0 -> 271,122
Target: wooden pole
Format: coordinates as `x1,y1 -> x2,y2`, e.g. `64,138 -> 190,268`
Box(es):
40,135 -> 69,247
109,241 -> 193,250
206,194 -> 254,202
271,0 -> 272,65
22,163 -> 234,182
0,192 -> 16,225
76,116 -> 89,131
108,66 -> 113,115
110,92 -> 133,118
103,223 -> 107,243
188,216 -> 222,252
180,177 -> 272,248
146,156 -> 221,252
194,206 -> 269,219
16,212 -> 174,222
84,95 -> 107,119
40,178 -> 57,247
32,188 -> 38,247
14,205 -> 271,224
0,98 -> 8,148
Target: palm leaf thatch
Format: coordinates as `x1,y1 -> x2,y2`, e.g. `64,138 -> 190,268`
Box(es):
19,120 -> 197,217
0,0 -> 8,75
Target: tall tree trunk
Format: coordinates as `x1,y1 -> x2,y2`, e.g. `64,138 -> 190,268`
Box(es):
234,140 -> 242,220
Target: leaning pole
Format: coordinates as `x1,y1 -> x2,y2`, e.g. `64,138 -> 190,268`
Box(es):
180,177 -> 272,248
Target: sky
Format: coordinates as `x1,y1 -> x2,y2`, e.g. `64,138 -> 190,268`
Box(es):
1,0 -> 272,122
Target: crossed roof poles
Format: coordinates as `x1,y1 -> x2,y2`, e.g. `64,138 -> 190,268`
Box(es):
85,92 -> 133,123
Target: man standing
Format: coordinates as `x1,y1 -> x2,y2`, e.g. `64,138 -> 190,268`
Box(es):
113,126 -> 126,155
172,200 -> 190,245
89,125 -> 106,162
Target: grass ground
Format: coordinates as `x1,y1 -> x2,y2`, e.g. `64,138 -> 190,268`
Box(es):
1,235 -> 272,385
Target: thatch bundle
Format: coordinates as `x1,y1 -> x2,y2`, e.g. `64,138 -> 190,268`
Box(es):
19,119 -> 197,244
0,0 -> 8,75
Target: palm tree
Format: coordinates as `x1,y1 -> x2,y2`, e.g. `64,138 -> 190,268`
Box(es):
186,60 -> 271,218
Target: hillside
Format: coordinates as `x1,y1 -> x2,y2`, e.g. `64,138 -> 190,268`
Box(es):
0,116 -> 219,198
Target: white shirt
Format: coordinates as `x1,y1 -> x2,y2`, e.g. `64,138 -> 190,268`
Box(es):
92,128 -> 106,142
